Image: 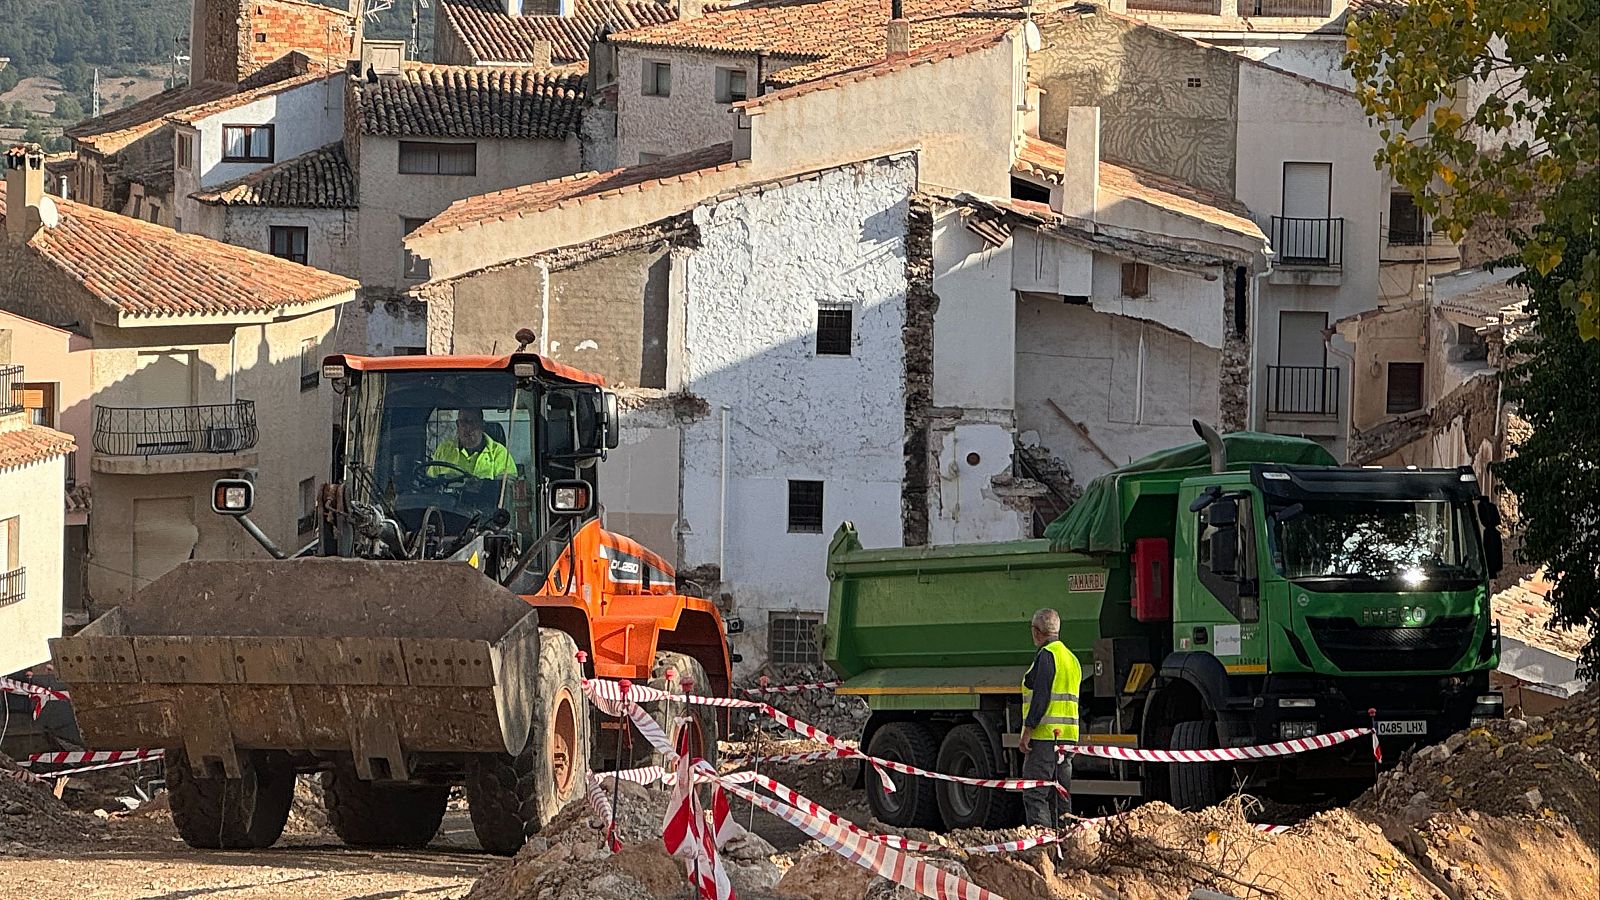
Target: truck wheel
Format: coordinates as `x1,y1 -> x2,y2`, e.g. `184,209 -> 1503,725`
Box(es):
166,748 -> 294,849
322,765 -> 448,848
1168,720 -> 1226,811
865,722 -> 941,829
631,651 -> 721,768
466,630 -> 590,855
935,724 -> 1022,829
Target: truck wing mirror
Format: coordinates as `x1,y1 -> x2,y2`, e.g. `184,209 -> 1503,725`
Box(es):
1483,525 -> 1504,577
1189,485 -> 1221,513
1270,502 -> 1304,524
1476,496 -> 1501,528
1209,528 -> 1239,577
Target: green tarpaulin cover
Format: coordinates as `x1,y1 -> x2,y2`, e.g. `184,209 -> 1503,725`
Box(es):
1044,432 -> 1338,554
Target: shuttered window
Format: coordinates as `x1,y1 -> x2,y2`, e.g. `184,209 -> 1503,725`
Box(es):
398,141 -> 477,176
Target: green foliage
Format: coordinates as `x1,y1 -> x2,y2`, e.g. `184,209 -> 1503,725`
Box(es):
0,0 -> 187,72
0,65 -> 19,95
1496,220 -> 1600,678
52,94 -> 84,121
1345,0 -> 1599,336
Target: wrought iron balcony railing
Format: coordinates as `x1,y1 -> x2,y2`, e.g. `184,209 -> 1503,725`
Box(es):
93,401 -> 259,456
1126,0 -> 1221,12
0,567 -> 23,608
1249,0 -> 1331,15
1266,365 -> 1341,416
0,365 -> 22,416
1271,216 -> 1345,268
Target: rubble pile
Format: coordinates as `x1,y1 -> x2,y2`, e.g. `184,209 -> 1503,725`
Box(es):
284,775 -> 329,835
0,753 -> 104,852
1356,682 -> 1599,845
735,666 -> 869,741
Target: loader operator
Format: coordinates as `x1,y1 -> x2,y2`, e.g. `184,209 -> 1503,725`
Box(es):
1019,607 -> 1081,827
428,408 -> 517,481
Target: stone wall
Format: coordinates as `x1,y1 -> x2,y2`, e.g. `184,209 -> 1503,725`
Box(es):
1219,265 -> 1250,431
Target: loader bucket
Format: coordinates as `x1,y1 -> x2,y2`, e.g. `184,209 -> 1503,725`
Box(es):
50,559 -> 545,780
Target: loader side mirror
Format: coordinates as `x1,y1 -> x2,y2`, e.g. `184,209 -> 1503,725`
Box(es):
548,479 -> 594,516
603,390 -> 621,451
212,478 -> 254,516
724,616 -> 744,636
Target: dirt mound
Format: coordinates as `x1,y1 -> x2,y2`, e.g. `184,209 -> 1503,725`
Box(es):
1356,690 -> 1599,846
0,753 -> 104,852
1385,810 -> 1597,900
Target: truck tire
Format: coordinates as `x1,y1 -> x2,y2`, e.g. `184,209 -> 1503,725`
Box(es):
322,765 -> 448,848
166,748 -> 294,849
631,651 -> 721,769
1168,720 -> 1225,811
865,722 -> 941,829
466,630 -> 590,855
934,724 -> 1021,830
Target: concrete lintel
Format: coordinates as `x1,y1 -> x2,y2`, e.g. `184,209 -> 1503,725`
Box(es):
92,450 -> 259,475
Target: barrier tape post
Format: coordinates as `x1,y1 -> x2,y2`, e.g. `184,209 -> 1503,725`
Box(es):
1368,708 -> 1382,770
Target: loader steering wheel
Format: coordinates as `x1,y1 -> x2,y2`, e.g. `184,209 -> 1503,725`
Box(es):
416,459 -> 474,486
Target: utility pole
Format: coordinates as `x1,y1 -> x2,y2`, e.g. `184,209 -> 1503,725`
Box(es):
92,67 -> 100,117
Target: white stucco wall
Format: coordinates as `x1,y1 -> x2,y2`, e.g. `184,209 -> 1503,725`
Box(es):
671,155 -> 916,666
616,48 -> 783,165
931,210 -> 1016,410
196,77 -> 347,190
0,427 -> 67,675
1235,65 -> 1383,454
198,206 -> 360,278
357,133 -> 583,290
1089,254 -> 1228,350
1228,40 -> 1353,91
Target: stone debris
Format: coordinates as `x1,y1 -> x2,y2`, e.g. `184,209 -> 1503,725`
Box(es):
734,665 -> 870,741
0,752 -> 106,853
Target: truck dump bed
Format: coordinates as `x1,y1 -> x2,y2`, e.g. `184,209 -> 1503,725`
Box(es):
52,559 -> 543,780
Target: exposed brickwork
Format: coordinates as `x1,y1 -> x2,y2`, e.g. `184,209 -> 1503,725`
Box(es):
901,195 -> 937,546
200,0 -> 355,85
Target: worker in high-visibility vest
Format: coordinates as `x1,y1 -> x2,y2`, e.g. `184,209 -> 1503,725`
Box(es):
1019,607 -> 1082,827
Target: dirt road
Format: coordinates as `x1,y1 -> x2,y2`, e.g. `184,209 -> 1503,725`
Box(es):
0,811 -> 492,900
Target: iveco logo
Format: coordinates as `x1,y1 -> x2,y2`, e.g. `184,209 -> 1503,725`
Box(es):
1362,606 -> 1429,626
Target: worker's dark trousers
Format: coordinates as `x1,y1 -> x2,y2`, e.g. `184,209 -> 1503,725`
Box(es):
1021,740 -> 1073,827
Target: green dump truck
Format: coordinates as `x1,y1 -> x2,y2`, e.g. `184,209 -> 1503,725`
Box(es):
821,424 -> 1505,829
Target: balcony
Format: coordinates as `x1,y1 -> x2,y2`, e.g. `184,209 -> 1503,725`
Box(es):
1247,0 -> 1331,14
1126,0 -> 1221,12
91,401 -> 259,475
1271,216 -> 1343,268
0,365 -> 22,416
0,567 -> 23,608
1266,365 -> 1340,417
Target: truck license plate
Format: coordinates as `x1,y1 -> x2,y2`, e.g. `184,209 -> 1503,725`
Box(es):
1376,720 -> 1427,736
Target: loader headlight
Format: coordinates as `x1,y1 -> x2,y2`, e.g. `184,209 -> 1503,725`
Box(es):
321,363 -> 347,381
212,478 -> 254,516
548,480 -> 593,515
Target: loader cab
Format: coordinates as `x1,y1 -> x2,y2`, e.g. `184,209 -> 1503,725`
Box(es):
323,354 -> 617,561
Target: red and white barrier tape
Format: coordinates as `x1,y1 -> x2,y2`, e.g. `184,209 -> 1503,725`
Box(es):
0,677 -> 70,718
2,767 -> 47,785
1066,728 -> 1370,763
741,678 -> 842,695
26,749 -> 162,767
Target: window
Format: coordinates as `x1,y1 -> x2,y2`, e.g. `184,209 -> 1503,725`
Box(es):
1186,76 -> 1203,88
1386,362 -> 1424,414
1388,190 -> 1426,245
402,217 -> 432,279
716,67 -> 748,103
1121,262 -> 1150,298
768,612 -> 823,666
269,225 -> 309,264
787,480 -> 824,533
300,337 -> 319,391
297,477 -> 317,535
639,152 -> 664,164
174,216 -> 183,232
398,141 -> 477,176
254,32 -> 267,43
222,124 -> 274,163
816,307 -> 853,356
145,202 -> 161,223
176,132 -> 193,169
17,382 -> 56,428
642,60 -> 671,96
0,516 -> 20,608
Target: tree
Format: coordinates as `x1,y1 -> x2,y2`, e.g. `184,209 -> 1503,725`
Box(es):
52,94 -> 84,122
1496,221 -> 1600,678
1345,0 -> 1599,336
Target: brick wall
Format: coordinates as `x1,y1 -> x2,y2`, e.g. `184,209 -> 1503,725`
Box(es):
199,0 -> 356,85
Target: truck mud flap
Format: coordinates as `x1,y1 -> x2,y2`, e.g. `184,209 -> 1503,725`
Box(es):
51,559 -> 543,780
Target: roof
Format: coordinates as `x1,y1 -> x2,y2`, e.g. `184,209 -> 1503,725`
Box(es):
66,81 -> 238,154
735,30 -> 1013,111
351,63 -> 586,139
0,182 -> 357,318
416,142 -> 738,237
1430,265 -> 1529,322
164,68 -> 336,126
338,352 -> 605,386
1013,136 -> 1264,240
611,0 -> 1022,87
0,423 -> 76,472
191,143 -> 356,209
438,0 -> 680,64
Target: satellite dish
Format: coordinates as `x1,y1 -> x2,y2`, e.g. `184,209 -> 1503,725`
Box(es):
1024,20 -> 1041,53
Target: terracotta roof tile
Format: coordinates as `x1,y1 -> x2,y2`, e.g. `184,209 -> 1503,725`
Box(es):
735,30 -> 1012,111
1014,136 -> 1263,240
0,181 -> 357,318
191,143 -> 356,209
438,0 -> 682,64
351,63 -> 587,139
0,423 -> 76,472
66,82 -> 239,154
165,67 -> 335,126
418,142 -> 737,236
611,0 -> 1021,87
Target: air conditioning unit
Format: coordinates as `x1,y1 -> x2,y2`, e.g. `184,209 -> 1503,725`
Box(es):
205,426 -> 245,453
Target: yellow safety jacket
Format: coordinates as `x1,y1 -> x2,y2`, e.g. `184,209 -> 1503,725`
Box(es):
1021,639 -> 1081,742
430,436 -> 517,479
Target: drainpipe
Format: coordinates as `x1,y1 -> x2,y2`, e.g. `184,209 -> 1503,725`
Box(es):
718,405 -> 730,575
1134,327 -> 1146,425
229,331 -> 237,404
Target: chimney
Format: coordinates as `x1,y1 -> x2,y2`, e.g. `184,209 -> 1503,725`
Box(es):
1055,106 -> 1100,222
1020,81 -> 1043,138
360,38 -> 407,79
678,0 -> 706,19
4,144 -> 54,244
503,0 -> 524,16
531,40 -> 553,68
887,0 -> 910,58
557,0 -> 574,15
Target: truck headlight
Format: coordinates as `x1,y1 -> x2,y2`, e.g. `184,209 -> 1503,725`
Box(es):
1277,698 -> 1317,708
1277,721 -> 1318,739
1470,692 -> 1504,725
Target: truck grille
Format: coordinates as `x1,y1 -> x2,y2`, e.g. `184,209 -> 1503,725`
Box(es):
1305,615 -> 1475,672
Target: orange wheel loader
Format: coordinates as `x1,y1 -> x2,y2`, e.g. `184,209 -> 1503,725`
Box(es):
50,351 -> 736,854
